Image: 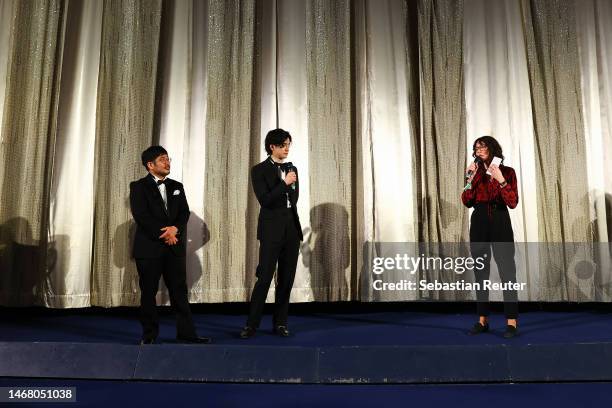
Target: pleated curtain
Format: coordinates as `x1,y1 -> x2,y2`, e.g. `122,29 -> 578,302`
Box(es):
1,0 -> 611,307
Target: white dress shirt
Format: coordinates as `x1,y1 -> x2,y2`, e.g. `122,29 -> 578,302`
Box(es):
152,174 -> 168,210
270,158 -> 292,208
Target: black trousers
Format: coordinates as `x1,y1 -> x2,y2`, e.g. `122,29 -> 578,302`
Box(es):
469,203 -> 518,319
247,211 -> 300,328
135,248 -> 197,340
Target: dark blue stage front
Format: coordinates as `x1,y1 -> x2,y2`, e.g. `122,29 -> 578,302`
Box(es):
1,303 -> 612,385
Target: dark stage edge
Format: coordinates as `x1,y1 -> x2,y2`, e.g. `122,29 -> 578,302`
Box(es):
2,341 -> 612,384
1,307 -> 612,384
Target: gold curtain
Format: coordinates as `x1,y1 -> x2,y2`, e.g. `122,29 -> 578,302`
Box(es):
417,0 -> 469,300
91,0 -> 162,306
305,0 -> 353,301
521,0 -> 593,300
0,0 -> 609,307
201,0 -> 259,302
0,0 -> 66,305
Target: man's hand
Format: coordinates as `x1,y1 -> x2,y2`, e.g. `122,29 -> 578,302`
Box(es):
165,236 -> 178,245
285,171 -> 297,186
159,226 -> 179,246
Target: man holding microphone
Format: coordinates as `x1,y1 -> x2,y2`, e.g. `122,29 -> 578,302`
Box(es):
240,129 -> 303,338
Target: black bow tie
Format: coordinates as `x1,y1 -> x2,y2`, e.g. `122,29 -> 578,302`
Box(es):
156,179 -> 166,186
272,161 -> 290,171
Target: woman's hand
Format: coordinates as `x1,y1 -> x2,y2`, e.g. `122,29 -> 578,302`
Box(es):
488,164 -> 505,184
467,161 -> 478,174
466,162 -> 478,184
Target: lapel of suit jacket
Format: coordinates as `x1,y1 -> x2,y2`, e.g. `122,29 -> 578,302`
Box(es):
148,174 -> 169,216
266,158 -> 282,185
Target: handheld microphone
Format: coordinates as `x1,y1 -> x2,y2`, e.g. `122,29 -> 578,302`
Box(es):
466,157 -> 482,180
285,162 -> 296,190
463,157 -> 481,191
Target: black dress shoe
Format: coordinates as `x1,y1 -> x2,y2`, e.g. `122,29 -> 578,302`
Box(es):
273,325 -> 290,337
176,336 -> 212,344
503,325 -> 518,339
139,338 -> 156,345
468,322 -> 489,335
240,326 -> 256,339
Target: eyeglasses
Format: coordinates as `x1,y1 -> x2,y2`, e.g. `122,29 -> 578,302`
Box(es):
156,156 -> 172,163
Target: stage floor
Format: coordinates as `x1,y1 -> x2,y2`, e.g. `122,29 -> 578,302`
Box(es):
1,306 -> 611,346
1,304 -> 612,384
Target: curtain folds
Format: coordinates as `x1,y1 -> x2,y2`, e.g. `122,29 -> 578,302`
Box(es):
91,0 -> 162,306
273,0 -> 312,301
304,0 -> 353,301
201,0 -> 258,302
0,0 -> 14,144
47,0 -> 102,307
357,0 -> 420,301
417,0 -> 469,300
521,0 -> 593,300
1,0 -> 611,306
0,0 -> 67,305
463,0 -> 539,300
574,0 -> 612,300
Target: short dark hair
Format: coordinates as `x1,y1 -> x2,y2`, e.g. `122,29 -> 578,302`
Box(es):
472,136 -> 505,164
141,145 -> 168,170
264,128 -> 292,155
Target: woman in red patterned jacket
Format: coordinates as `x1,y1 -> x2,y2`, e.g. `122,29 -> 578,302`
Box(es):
461,136 -> 519,338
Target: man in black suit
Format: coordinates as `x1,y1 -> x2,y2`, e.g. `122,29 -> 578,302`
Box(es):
240,129 -> 303,339
130,146 -> 210,344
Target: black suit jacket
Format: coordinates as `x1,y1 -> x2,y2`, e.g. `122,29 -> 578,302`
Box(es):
251,159 -> 303,242
129,174 -> 190,258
